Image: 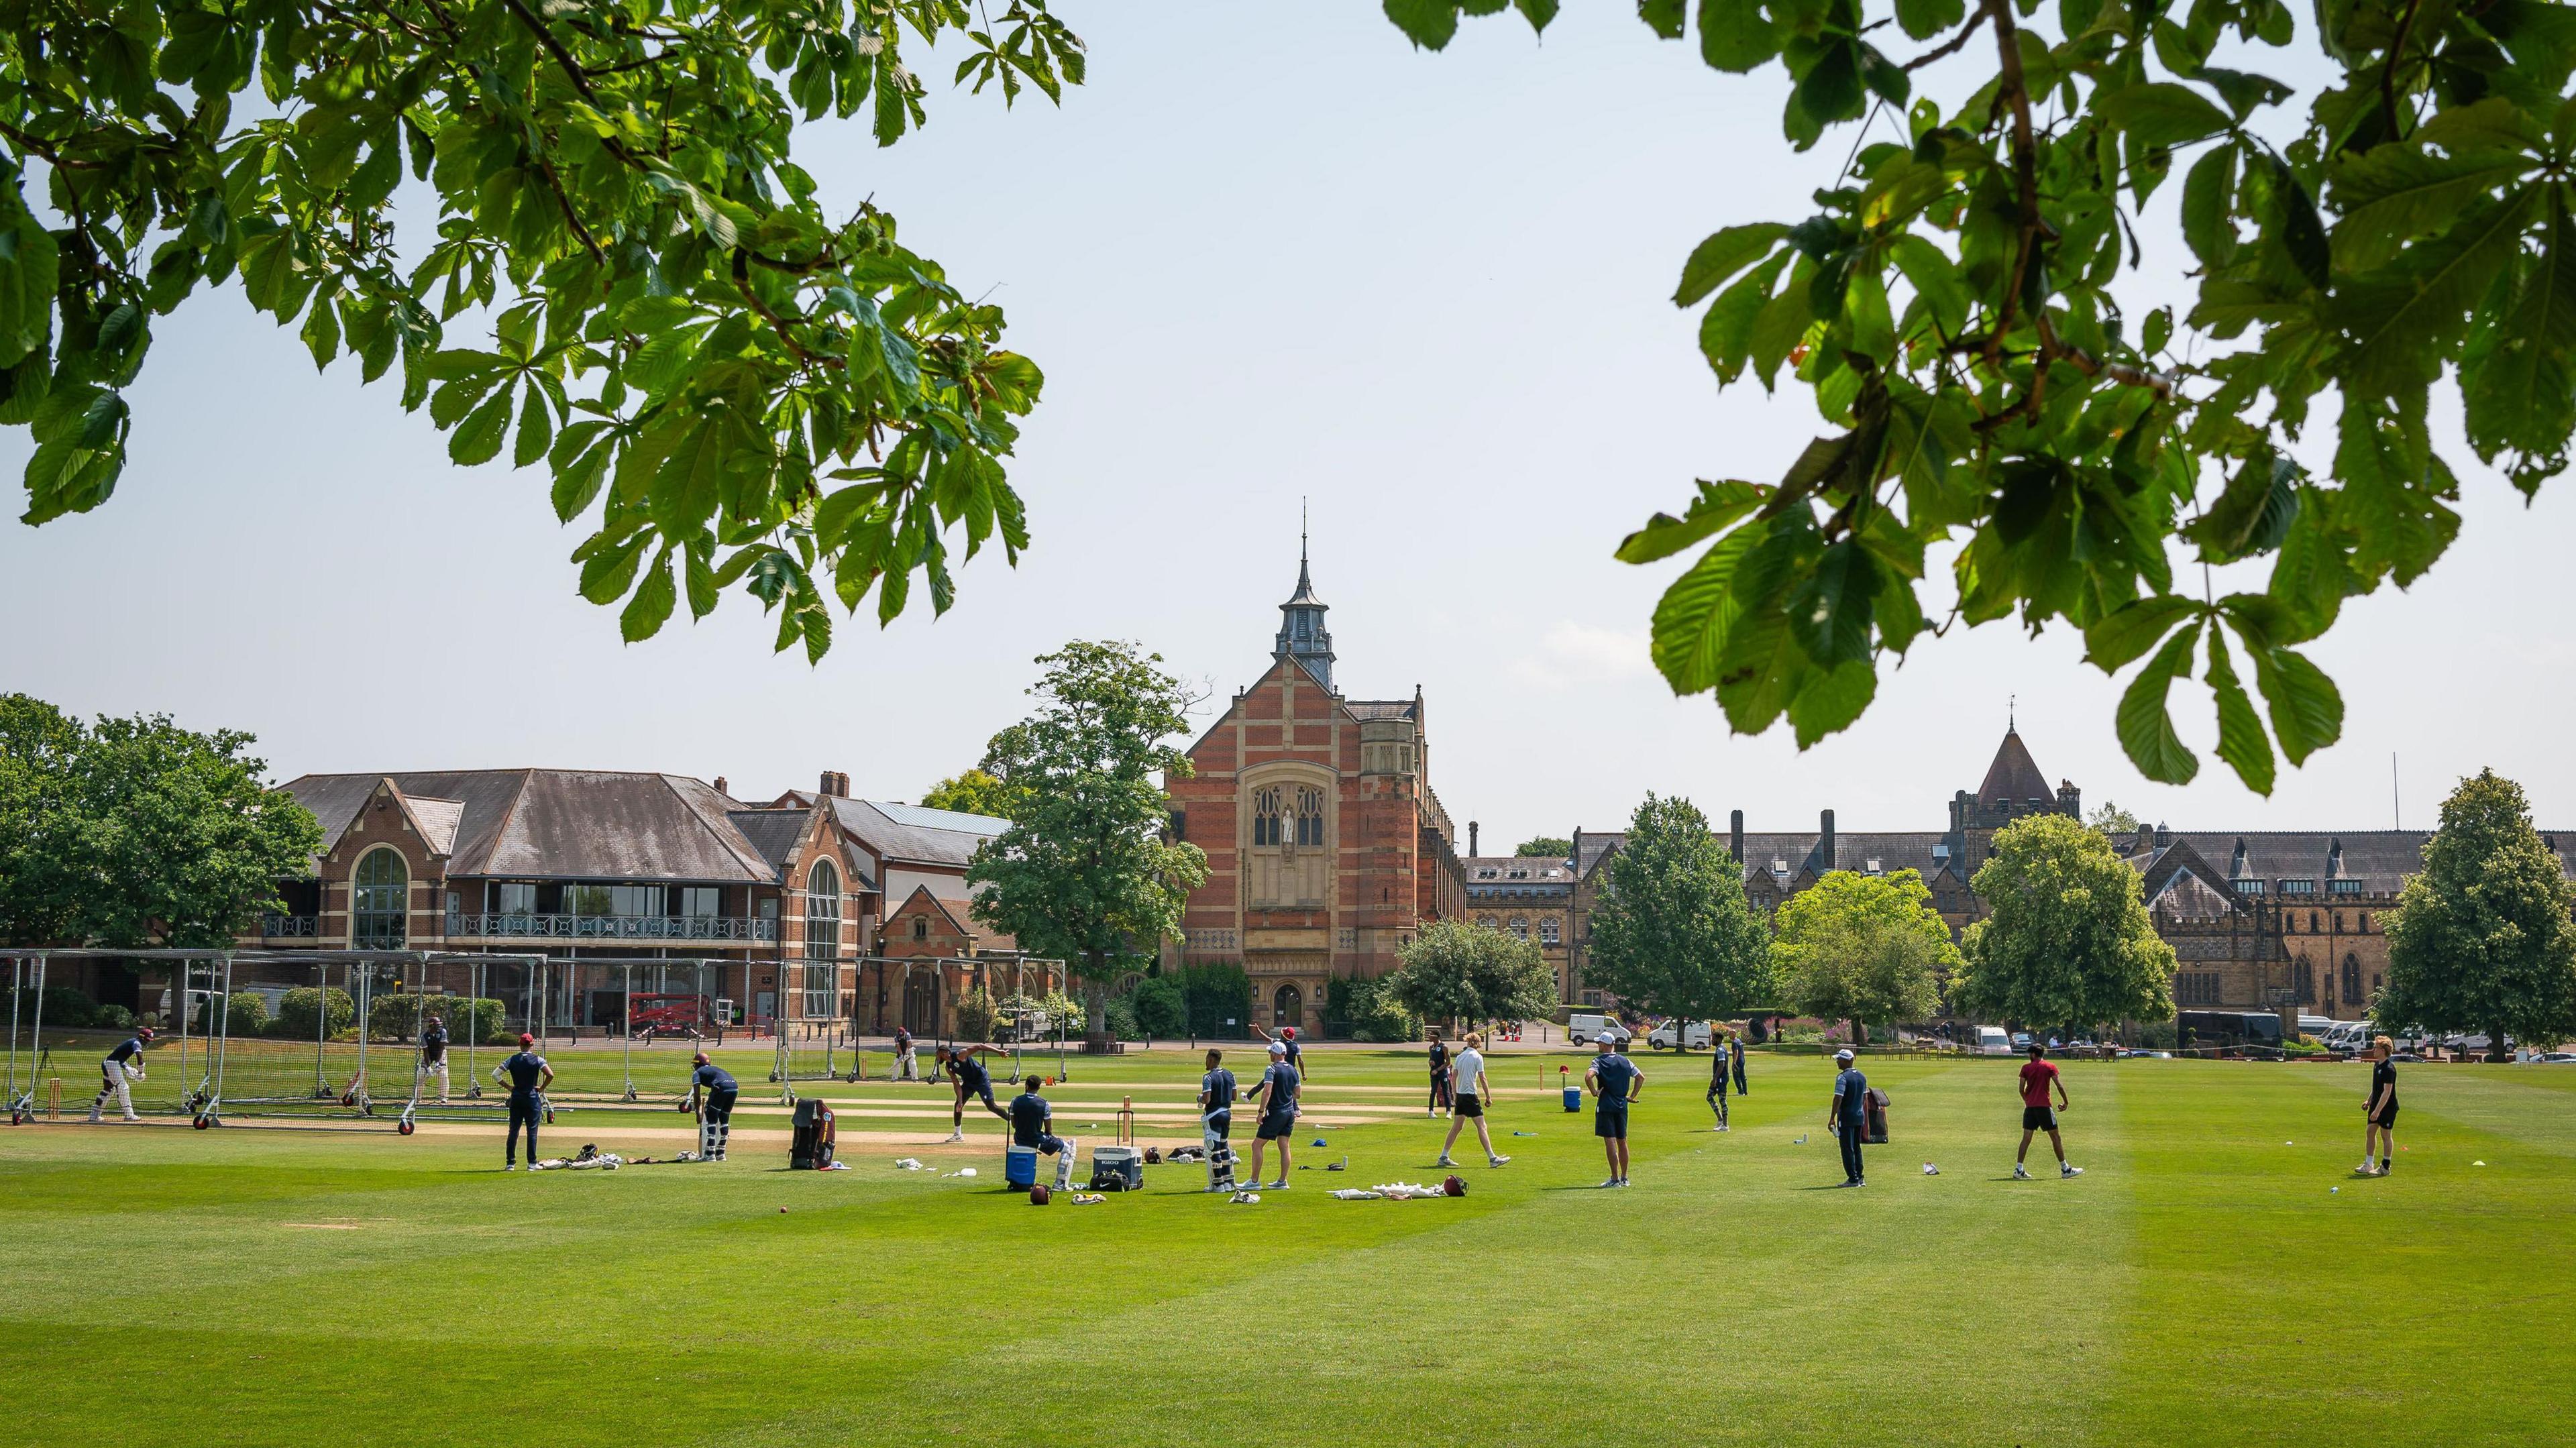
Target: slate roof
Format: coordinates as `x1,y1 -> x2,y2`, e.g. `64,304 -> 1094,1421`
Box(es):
282,771 -> 782,883
872,801 -> 1011,834
726,809 -> 812,873
1345,700 -> 1419,722
1978,726 -> 2055,805
845,799 -> 998,868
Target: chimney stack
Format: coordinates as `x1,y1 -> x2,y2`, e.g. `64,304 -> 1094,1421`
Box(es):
1468,821 -> 1480,857
713,776 -> 729,797
1729,810 -> 1744,864
819,771 -> 851,798
1820,809 -> 1837,873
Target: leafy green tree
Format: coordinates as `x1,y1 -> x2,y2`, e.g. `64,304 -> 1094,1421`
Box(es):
2086,801 -> 2143,838
918,767 -> 1020,822
1128,974 -> 1187,1039
967,641 -> 1208,1044
1956,813 -> 2174,1031
1772,868 -> 1958,1042
0,695 -> 323,948
1387,0 -> 2573,795
1,0 -> 1083,659
1585,793 -> 1774,1025
2379,769 -> 2576,1059
1384,919 -> 1560,1029
1515,836 -> 1572,858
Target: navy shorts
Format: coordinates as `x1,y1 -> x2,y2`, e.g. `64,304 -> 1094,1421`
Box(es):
1257,1111 -> 1296,1141
1595,1107 -> 1629,1140
2023,1105 -> 2057,1132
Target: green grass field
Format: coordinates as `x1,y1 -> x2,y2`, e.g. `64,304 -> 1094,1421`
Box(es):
6,1045 -> 2572,1445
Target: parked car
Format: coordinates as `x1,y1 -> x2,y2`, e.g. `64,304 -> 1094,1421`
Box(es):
1567,1013 -> 1631,1046
2298,1015 -> 2335,1038
1646,1019 -> 1712,1051
2119,1048 -> 2176,1059
1975,1025 -> 2011,1056
2010,1032 -> 2033,1052
2538,1052 -> 2576,1064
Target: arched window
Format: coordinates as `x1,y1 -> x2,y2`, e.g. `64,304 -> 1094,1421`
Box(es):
2295,958 -> 2315,1004
1252,787 -> 1283,846
2359,913 -> 2371,932
2309,911 -> 2320,933
353,848 -> 407,950
806,860 -> 842,959
1540,917 -> 1560,946
1295,785 -> 1325,846
1476,913 -> 1497,930
1508,916 -> 1529,940
911,915 -> 929,940
2343,953 -> 2363,1003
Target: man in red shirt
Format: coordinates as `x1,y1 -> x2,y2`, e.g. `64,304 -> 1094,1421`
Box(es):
2013,1042 -> 2082,1180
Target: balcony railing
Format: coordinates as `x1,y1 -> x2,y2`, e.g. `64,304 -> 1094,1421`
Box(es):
259,914 -> 321,938
446,911 -> 778,942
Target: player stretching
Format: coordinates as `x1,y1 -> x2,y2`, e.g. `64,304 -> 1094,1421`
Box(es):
685,1051 -> 739,1161
89,1025 -> 153,1122
1244,1040 -> 1300,1188
495,1033 -> 553,1170
1435,1031 -> 1509,1169
935,1042 -> 1011,1142
2012,1042 -> 2082,1180
417,1012 -> 451,1105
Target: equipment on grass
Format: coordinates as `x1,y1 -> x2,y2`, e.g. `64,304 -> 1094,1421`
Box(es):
790,1097 -> 837,1169
1090,1144 -> 1143,1192
1030,1183 -> 1051,1205
1143,1146 -> 1160,1164
1006,1144 -> 1039,1190
1442,1174 -> 1466,1197
1115,1095 -> 1136,1146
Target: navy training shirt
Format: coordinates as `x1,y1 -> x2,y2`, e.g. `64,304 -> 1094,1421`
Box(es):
692,1062 -> 737,1095
1258,1062 -> 1299,1113
1834,1066 -> 1869,1119
502,1051 -> 547,1096
419,1024 -> 448,1062
107,1036 -> 144,1065
949,1052 -> 989,1090
1201,1067 -> 1238,1113
1592,1052 -> 1640,1109
1008,1091 -> 1052,1147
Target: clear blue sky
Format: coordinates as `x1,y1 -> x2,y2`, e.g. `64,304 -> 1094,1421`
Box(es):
2,4 -> 2567,844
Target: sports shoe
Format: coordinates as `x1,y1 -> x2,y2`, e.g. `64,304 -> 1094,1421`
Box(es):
1268,1179 -> 1289,1190
1616,1178 -> 1632,1188
1853,1178 -> 1865,1187
1488,1154 -> 1510,1168
1434,1155 -> 1456,1168
86,1111 -> 101,1123
2061,1164 -> 2083,1178
944,1129 -> 964,1143
1600,1177 -> 1621,1188
2012,1164 -> 2032,1180
121,1114 -> 140,1122
504,1163 -> 519,1172
2356,1161 -> 2375,1175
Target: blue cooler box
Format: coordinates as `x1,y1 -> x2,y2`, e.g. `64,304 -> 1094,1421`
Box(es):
1004,1144 -> 1038,1188
1562,1086 -> 1582,1113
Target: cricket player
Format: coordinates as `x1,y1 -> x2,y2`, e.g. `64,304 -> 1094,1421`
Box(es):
417,1012 -> 451,1105
1587,1032 -> 1643,1187
684,1051 -> 739,1160
894,1023 -> 918,1081
1706,1029 -> 1731,1131
936,1042 -> 1012,1142
89,1025 -> 153,1122
1244,1039 -> 1300,1189
494,1032 -> 553,1170
1435,1031 -> 1510,1170
1008,1077 -> 1077,1190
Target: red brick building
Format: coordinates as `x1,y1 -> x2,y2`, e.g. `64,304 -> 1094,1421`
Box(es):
1165,545 -> 1467,1034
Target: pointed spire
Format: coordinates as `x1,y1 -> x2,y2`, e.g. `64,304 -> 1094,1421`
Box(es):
1275,510 -> 1334,687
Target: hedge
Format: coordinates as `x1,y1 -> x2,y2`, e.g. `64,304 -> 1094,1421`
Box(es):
368,994 -> 511,1045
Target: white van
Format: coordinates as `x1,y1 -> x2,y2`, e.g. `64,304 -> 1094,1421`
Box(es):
1568,1013 -> 1631,1046
1647,1019 -> 1712,1051
1974,1025 -> 2010,1056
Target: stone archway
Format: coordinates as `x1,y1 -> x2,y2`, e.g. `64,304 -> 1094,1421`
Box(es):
1273,982 -> 1303,1031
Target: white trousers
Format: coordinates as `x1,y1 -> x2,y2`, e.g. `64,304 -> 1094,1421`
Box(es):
896,1047 -> 917,1080
418,1058 -> 449,1102
95,1061 -> 135,1117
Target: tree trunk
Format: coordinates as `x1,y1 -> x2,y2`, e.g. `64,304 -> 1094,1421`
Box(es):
2490,1020 -> 2512,1064
1084,954 -> 1111,1051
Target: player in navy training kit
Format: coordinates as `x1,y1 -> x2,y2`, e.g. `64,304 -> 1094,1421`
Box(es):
936,1042 -> 1012,1141
90,1026 -> 154,1122
494,1033 -> 553,1169
417,1014 -> 451,1105
684,1051 -> 739,1160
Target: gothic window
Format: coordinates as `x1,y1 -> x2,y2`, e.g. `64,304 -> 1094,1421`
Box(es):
2310,911 -> 2320,933
912,916 -> 929,940
353,848 -> 408,950
2343,954 -> 2363,1003
1539,917 -> 1560,945
1476,914 -> 1497,930
1509,916 -> 1528,940
2359,913 -> 2371,932
1295,785 -> 1325,846
1252,787 -> 1283,846
2295,958 -> 2315,1005
805,860 -> 842,961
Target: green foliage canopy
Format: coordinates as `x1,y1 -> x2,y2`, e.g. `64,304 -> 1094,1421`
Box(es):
2379,769 -> 2576,1053
1772,867 -> 1959,1036
1,0 -> 1083,659
0,694 -> 323,948
1384,918 -> 1560,1026
965,641 -> 1208,1034
1584,793 -> 1775,1022
918,766 -> 1022,822
1955,812 -> 2175,1027
1387,0 -> 2576,795
1515,836 -> 1572,858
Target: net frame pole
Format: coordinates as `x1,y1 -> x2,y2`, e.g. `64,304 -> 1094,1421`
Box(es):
28,954 -> 46,1115
7,956 -> 21,1114
621,962 -> 635,1102
467,958 -> 482,1101
209,953 -> 232,1124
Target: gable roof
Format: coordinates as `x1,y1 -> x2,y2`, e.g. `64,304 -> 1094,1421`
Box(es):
282,770 -> 782,883
843,799 -> 1000,869
888,884 -> 1020,952
1978,726 -> 2055,805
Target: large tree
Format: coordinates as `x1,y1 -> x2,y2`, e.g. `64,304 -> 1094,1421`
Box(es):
0,0 -> 1081,659
1955,812 -> 2174,1032
918,722 -> 1036,821
1585,794 -> 1774,1026
1389,1 -> 2575,798
966,642 -> 1207,1046
0,695 -> 323,948
2378,769 -> 2576,1060
1383,919 -> 1560,1031
1773,867 -> 1958,1042
1515,836 -> 1572,859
